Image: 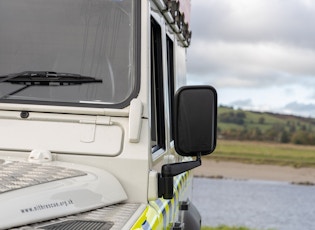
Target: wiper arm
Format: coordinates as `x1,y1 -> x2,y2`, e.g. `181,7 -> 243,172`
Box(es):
0,71 -> 102,86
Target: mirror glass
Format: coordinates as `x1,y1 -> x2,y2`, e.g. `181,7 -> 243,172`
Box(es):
174,86 -> 217,156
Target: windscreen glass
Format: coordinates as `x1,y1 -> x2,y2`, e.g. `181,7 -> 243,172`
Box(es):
0,0 -> 137,107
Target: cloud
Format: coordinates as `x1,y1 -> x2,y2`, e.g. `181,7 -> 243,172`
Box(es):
187,0 -> 315,89
187,0 -> 315,117
190,0 -> 315,48
229,99 -> 253,108
188,41 -> 315,87
282,102 -> 315,117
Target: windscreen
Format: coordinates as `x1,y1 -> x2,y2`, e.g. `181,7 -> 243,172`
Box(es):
0,0 -> 137,107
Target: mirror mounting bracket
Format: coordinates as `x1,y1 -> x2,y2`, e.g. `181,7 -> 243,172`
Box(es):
158,154 -> 201,199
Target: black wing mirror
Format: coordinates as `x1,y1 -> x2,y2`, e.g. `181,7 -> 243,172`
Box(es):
174,85 -> 217,156
159,85 -> 217,199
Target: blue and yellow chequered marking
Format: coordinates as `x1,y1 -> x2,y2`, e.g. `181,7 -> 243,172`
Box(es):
131,171 -> 191,230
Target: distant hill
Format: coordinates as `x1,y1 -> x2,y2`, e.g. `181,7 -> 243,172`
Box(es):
218,105 -> 315,145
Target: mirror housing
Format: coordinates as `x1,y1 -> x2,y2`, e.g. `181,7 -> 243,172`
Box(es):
158,85 -> 217,199
174,85 -> 217,156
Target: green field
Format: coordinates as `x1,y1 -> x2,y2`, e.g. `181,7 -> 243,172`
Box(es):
202,226 -> 254,230
206,139 -> 315,168
202,226 -> 275,230
218,106 -> 315,145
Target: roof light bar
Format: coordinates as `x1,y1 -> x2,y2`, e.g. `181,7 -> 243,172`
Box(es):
153,0 -> 192,47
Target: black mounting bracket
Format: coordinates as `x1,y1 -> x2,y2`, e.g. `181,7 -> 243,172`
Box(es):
158,154 -> 201,199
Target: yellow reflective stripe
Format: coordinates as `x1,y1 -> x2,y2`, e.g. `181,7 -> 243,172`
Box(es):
131,206 -> 163,230
131,171 -> 192,229
131,207 -> 148,229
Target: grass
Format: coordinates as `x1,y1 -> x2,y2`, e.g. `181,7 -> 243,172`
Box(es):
202,225 -> 255,230
206,139 -> 315,168
202,226 -> 275,230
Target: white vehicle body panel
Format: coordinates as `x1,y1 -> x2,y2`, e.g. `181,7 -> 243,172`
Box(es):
0,0 -> 207,229
0,113 -> 123,156
0,159 -> 127,229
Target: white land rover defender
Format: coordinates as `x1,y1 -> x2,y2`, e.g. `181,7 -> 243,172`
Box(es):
0,0 -> 217,229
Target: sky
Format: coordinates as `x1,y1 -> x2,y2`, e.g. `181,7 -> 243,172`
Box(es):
187,0 -> 315,117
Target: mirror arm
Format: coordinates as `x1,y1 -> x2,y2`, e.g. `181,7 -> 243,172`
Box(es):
158,154 -> 201,199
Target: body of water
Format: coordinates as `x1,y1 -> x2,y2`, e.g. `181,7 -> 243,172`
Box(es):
192,177 -> 315,230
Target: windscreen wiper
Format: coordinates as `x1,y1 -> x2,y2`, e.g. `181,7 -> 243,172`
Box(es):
0,71 -> 103,100
0,71 -> 102,86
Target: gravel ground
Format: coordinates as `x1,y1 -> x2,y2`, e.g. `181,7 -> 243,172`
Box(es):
193,159 -> 315,184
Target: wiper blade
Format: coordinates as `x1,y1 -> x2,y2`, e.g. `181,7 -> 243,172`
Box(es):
0,71 -> 102,86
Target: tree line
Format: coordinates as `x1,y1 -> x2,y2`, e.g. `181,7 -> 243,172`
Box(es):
218,110 -> 315,145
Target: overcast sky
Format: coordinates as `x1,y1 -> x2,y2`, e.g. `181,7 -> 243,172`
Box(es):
187,0 -> 315,117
